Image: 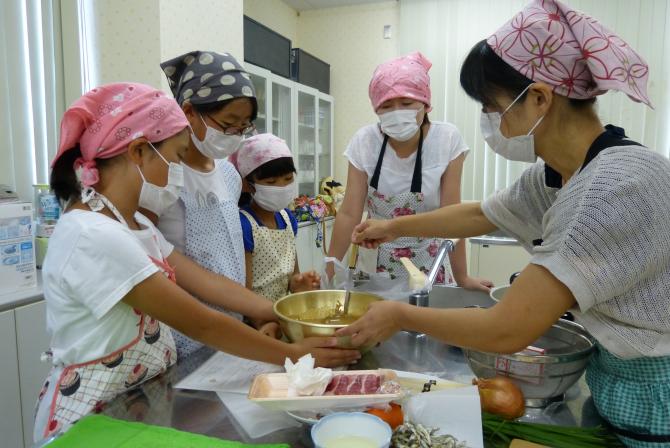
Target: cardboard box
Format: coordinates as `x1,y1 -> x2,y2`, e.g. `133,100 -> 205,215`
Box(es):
0,202 -> 36,295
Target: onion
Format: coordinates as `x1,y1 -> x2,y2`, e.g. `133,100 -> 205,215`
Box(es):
473,376 -> 525,419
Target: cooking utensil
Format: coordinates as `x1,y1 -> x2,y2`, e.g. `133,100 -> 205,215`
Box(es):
464,319 -> 595,408
342,244 -> 359,315
274,290 -> 383,348
322,245 -> 360,324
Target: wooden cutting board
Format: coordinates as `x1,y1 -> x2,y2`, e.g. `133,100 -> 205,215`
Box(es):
510,439 -> 550,448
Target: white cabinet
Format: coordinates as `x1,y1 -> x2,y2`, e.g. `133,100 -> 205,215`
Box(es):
469,241 -> 531,287
296,224 -> 313,272
295,218 -> 334,273
0,309 -> 23,448
15,301 -> 51,447
245,64 -> 334,198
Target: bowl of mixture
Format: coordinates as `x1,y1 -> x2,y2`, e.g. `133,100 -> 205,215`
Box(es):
273,290 -> 383,348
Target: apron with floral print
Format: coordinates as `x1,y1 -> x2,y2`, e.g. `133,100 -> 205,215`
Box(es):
34,245 -> 177,443
241,209 -> 296,302
366,129 -> 454,284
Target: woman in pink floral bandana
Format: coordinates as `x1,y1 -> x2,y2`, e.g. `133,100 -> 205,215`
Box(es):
327,51 -> 492,291
341,1 -> 670,445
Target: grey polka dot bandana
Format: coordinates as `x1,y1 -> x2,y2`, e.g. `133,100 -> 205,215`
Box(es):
160,51 -> 256,106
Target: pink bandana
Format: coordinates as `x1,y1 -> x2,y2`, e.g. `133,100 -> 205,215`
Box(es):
368,52 -> 432,112
53,82 -> 188,186
488,0 -> 651,106
229,133 -> 292,179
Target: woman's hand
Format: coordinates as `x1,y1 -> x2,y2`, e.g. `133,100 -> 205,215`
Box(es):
352,219 -> 397,249
290,271 -> 321,293
258,321 -> 282,339
292,337 -> 361,368
335,301 -> 407,348
459,276 -> 494,293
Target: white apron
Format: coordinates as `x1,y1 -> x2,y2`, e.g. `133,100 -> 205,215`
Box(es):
172,162 -> 245,357
33,203 -> 177,442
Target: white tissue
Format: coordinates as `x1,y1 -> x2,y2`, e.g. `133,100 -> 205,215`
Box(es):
284,354 -> 333,397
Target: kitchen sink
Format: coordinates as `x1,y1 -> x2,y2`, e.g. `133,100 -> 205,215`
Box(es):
427,286 -> 495,309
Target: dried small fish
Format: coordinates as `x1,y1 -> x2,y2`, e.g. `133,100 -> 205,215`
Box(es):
391,421 -> 471,448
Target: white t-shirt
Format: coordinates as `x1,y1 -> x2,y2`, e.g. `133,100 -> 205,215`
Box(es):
43,210 -> 173,365
344,122 -> 469,210
159,159 -> 241,253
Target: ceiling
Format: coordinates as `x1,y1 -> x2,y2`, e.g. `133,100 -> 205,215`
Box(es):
282,0 -> 395,11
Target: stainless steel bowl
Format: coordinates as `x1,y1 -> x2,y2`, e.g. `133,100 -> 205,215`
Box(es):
274,290 -> 383,348
489,285 -> 508,303
464,318 -> 595,407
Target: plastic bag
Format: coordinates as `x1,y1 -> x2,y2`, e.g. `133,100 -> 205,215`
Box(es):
320,256 -> 417,301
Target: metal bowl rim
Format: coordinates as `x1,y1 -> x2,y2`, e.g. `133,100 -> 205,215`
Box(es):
463,319 -> 596,364
273,289 -> 383,329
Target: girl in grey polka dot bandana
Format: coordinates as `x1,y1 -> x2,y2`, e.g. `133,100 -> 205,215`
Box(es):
161,51 -> 256,106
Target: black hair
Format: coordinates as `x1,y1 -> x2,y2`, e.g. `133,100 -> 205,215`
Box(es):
460,40 -> 596,109
238,157 -> 296,207
50,139 -> 165,206
192,97 -> 259,122
50,146 -> 104,205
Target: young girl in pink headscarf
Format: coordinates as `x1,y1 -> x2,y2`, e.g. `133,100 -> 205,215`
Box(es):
230,134 -> 320,336
341,1 -> 669,445
327,51 -> 492,292
33,84 -> 358,442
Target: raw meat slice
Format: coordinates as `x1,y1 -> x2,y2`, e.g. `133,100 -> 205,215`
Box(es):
324,374 -> 383,395
347,375 -> 363,394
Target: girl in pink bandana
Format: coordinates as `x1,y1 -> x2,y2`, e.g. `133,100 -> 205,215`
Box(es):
327,51 -> 492,291
34,83 -> 359,443
339,2 -> 670,445
230,134 -> 320,336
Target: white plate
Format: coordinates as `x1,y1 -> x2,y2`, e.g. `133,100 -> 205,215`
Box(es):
284,371 -> 464,424
248,369 -> 402,412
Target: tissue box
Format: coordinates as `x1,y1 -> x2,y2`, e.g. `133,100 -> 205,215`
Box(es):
0,202 -> 36,295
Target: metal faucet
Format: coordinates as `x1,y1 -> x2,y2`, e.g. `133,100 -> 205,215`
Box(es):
408,239 -> 458,308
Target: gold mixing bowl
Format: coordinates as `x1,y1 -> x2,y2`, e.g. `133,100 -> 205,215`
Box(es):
273,290 -> 383,348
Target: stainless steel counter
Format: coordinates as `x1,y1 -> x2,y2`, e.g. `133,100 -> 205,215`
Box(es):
91,287 -> 603,447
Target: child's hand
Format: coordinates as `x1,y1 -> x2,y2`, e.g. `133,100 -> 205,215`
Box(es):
290,271 -> 321,293
258,321 -> 282,339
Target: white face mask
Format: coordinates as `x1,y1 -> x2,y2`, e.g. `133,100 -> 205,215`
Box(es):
480,84 -> 545,163
137,143 -> 184,216
252,181 -> 297,212
378,107 -> 422,142
190,114 -> 244,159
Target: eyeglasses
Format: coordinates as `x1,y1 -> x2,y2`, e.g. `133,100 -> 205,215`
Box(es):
206,114 -> 256,136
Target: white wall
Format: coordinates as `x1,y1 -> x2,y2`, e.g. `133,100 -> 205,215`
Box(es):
86,0 -> 163,87
86,0 -> 244,92
159,0 -> 244,92
297,2 -> 399,182
245,0 -> 400,182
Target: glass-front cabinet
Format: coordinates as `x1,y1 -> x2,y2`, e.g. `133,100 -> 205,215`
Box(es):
318,99 -> 333,181
245,63 -> 334,199
272,79 -> 293,147
247,71 -> 267,133
296,89 -> 317,196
